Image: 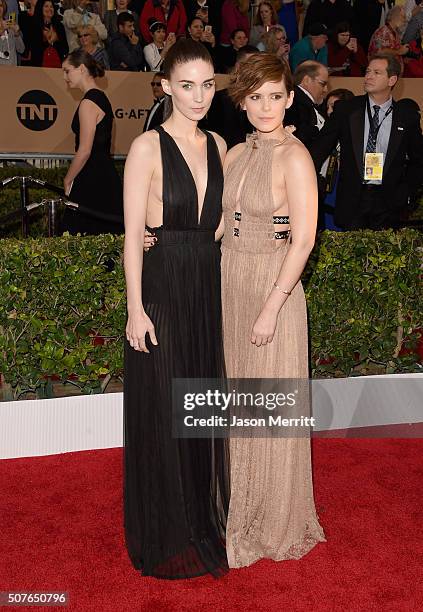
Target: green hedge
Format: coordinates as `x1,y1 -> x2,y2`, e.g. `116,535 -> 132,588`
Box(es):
0,230 -> 421,399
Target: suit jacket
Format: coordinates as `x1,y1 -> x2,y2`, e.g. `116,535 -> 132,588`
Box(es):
143,98 -> 165,133
284,86 -> 321,150
310,94 -> 423,229
109,32 -> 145,71
203,88 -> 253,149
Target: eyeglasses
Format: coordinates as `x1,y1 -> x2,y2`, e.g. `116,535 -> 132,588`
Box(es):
151,82 -> 162,86
78,33 -> 90,38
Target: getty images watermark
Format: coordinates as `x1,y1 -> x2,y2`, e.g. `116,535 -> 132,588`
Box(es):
172,378 -> 316,438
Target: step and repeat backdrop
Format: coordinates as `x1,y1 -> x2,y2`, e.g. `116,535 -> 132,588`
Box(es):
1,67 -> 422,157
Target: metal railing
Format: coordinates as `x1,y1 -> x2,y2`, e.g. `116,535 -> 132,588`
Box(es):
0,175 -> 123,237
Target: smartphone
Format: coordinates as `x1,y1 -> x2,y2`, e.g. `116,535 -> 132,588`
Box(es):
205,25 -> 212,33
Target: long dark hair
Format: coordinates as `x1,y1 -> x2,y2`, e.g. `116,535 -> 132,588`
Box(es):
34,0 -> 61,27
65,49 -> 105,78
331,21 -> 351,47
162,38 -> 214,121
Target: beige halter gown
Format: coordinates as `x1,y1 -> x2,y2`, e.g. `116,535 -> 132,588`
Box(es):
221,134 -> 326,569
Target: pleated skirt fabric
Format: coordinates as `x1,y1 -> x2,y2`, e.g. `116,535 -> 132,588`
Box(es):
124,230 -> 230,579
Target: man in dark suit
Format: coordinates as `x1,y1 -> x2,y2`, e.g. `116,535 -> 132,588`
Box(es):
204,46 -> 256,148
283,60 -> 329,150
143,72 -> 166,133
310,53 -> 423,230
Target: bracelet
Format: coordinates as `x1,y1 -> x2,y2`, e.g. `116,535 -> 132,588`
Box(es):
273,282 -> 291,295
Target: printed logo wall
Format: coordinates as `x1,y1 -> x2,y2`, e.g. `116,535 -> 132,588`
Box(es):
1,67 -> 157,156
1,67 -> 422,156
16,90 -> 58,131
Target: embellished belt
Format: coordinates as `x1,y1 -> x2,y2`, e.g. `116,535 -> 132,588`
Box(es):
232,212 -> 291,239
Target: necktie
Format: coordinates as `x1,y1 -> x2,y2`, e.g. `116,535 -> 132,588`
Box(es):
365,105 -> 380,153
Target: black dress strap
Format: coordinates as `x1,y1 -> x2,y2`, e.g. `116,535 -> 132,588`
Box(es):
83,89 -> 111,114
154,126 -> 223,230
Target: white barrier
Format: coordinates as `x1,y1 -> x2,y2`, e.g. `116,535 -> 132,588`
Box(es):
0,374 -> 421,459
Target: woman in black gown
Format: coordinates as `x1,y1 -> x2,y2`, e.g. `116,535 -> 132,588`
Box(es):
123,39 -> 229,579
61,50 -> 123,235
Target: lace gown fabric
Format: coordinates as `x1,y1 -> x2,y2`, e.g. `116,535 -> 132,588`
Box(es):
221,134 -> 326,569
123,126 -> 230,579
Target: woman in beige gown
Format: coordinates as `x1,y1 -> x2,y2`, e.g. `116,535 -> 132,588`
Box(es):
221,53 -> 325,568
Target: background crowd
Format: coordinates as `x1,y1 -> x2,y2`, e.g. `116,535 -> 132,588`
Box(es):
1,0 -> 422,232
0,0 -> 422,76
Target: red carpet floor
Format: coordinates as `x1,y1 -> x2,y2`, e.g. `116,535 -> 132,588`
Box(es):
1,439 -> 422,612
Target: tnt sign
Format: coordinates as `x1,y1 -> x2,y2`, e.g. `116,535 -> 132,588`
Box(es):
16,90 -> 58,131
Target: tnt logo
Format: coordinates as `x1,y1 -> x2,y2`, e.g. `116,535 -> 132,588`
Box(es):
16,90 -> 58,131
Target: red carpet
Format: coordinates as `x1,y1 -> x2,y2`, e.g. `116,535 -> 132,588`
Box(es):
1,440 -> 422,612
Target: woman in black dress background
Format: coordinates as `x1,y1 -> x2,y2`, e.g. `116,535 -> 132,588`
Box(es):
123,39 -> 229,579
61,50 -> 123,235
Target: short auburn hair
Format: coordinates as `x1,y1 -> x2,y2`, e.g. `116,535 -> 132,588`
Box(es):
228,53 -> 293,107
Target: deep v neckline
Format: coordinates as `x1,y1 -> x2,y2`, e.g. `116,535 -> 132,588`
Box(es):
159,126 -> 210,225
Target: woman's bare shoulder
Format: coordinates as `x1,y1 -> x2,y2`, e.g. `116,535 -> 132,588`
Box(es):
225,142 -> 247,165
276,133 -> 313,166
128,129 -> 160,157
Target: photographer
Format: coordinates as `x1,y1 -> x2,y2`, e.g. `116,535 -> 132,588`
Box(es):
0,0 -> 24,65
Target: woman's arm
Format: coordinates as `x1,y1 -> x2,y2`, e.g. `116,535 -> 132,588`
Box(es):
143,43 -> 162,71
55,22 -> 69,60
63,9 -> 83,32
214,141 -> 245,242
14,31 -> 25,54
63,99 -> 100,195
124,134 -> 158,352
93,14 -> 108,42
209,130 -> 227,240
251,142 -> 317,346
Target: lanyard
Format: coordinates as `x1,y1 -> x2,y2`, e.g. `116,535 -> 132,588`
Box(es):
366,95 -> 393,141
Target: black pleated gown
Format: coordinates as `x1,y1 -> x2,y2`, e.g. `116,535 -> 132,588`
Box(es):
123,126 -> 229,579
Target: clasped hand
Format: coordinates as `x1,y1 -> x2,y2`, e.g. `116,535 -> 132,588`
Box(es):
143,232 -> 278,346
251,309 -> 277,347
126,311 -> 158,353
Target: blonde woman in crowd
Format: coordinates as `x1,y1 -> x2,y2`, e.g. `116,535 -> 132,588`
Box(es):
63,0 -> 107,52
77,24 -> 109,69
257,23 -> 290,63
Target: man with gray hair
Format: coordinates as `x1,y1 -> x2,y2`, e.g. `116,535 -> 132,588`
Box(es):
284,60 -> 329,150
